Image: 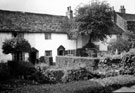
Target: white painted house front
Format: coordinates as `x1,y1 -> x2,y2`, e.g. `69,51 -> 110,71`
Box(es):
0,6 -> 125,62
24,32 -> 77,62
0,7 -> 82,62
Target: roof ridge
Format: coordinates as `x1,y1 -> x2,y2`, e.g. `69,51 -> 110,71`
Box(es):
116,12 -> 135,15
0,9 -> 66,17
116,12 -> 135,21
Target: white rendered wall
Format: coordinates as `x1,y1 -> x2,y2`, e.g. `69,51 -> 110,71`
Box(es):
0,32 -> 117,62
24,33 -> 77,62
94,35 -> 117,51
0,33 -> 12,62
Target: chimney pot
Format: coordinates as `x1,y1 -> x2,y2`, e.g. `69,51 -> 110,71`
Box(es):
120,5 -> 126,13
66,6 -> 73,19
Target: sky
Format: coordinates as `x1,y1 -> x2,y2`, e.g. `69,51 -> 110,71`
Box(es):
0,0 -> 135,16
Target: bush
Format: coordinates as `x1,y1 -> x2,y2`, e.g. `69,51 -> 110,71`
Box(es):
97,57 -> 121,78
39,56 -> 46,63
8,61 -> 51,83
45,69 -> 64,83
62,75 -> 135,93
38,67 -> 102,83
0,63 -> 11,80
120,51 -> 135,75
61,67 -> 102,83
13,75 -> 135,93
8,61 -> 35,76
95,75 -> 135,91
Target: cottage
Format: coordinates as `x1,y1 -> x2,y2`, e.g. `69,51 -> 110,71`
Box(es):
0,7 -> 87,62
0,6 -> 132,62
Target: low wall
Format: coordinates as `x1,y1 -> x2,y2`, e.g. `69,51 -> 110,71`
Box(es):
56,56 -> 99,70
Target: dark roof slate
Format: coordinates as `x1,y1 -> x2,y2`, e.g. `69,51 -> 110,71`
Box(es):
0,9 -> 68,33
109,23 -> 124,34
0,9 -> 125,39
117,12 -> 135,21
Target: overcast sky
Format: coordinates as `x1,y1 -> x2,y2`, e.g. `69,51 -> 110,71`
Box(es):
0,0 -> 135,16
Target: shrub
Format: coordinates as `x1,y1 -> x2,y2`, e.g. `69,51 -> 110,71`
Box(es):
38,67 -> 102,83
61,67 -> 102,83
39,56 -> 46,63
8,61 -> 50,83
0,63 -> 11,80
67,75 -> 135,93
13,75 -> 135,93
120,51 -> 135,75
97,57 -> 121,78
8,61 -> 35,76
95,75 -> 135,91
45,69 -> 64,83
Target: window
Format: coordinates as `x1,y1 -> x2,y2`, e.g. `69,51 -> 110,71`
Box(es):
45,33 -> 51,40
12,32 -> 24,38
45,50 -> 52,56
12,32 -> 17,37
65,50 -> 75,56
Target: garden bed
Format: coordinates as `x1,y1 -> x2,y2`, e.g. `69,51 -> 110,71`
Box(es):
11,75 -> 135,93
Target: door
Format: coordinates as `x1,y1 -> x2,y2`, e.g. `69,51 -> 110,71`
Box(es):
57,45 -> 65,56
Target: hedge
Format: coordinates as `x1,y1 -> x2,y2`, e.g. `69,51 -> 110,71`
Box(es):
13,75 -> 135,93
44,67 -> 102,83
7,61 -> 51,83
0,63 -> 11,80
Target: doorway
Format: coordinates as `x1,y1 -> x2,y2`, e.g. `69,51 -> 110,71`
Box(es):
29,47 -> 38,64
57,45 -> 65,56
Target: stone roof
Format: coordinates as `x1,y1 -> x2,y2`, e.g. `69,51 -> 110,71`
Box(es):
0,9 -> 69,33
0,9 -> 124,39
109,23 -> 124,34
117,12 -> 135,21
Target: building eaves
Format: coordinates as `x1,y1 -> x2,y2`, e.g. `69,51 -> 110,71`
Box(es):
117,12 -> 135,21
0,9 -> 69,33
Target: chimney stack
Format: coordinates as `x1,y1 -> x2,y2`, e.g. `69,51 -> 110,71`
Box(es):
119,5 -> 126,13
66,6 -> 73,19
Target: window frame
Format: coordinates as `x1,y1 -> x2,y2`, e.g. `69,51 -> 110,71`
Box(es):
45,33 -> 51,40
45,50 -> 52,56
12,32 -> 24,38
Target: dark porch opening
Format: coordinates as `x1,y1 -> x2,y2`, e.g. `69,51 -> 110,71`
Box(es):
57,45 -> 65,56
29,47 -> 39,64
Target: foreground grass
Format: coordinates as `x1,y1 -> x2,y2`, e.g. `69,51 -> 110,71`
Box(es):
12,80 -> 103,93
9,75 -> 135,93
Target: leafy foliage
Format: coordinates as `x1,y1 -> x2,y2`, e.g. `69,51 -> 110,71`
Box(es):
12,75 -> 135,93
75,1 -> 114,41
120,50 -> 135,75
8,61 -> 51,83
123,31 -> 135,48
108,37 -> 131,53
0,63 -> 11,80
2,37 -> 31,54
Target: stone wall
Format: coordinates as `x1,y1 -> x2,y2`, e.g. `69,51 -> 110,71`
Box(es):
56,56 -> 99,70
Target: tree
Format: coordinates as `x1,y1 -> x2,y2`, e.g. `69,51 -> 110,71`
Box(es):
2,37 -> 31,61
108,37 -> 131,54
75,1 -> 114,48
123,31 -> 135,48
